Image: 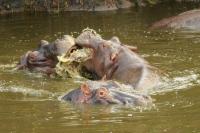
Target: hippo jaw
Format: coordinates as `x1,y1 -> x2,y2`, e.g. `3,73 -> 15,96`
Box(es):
28,51 -> 49,63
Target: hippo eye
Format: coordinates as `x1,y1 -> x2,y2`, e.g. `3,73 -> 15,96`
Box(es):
99,91 -> 105,96
102,42 -> 109,48
97,87 -> 109,98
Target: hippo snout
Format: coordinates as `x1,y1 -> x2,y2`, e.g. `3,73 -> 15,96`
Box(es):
28,51 -> 47,62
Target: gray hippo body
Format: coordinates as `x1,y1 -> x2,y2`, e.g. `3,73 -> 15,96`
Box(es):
61,80 -> 152,106
75,31 -> 159,90
150,9 -> 200,30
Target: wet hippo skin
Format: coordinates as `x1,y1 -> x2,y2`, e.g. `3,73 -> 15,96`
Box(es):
150,9 -> 200,30
16,35 -> 75,75
75,31 -> 159,90
61,80 -> 152,106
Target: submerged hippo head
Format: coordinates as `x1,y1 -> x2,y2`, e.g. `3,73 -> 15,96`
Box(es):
16,35 -> 75,75
61,80 -> 152,106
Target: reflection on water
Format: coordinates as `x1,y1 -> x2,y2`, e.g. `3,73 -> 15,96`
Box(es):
0,4 -> 200,133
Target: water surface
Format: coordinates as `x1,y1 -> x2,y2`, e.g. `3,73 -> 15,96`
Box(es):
0,4 -> 200,133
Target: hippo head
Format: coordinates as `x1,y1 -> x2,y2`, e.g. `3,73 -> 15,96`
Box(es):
28,40 -> 55,65
75,29 -> 137,53
61,80 -> 152,106
16,35 -> 75,74
29,35 -> 75,65
75,30 -> 138,79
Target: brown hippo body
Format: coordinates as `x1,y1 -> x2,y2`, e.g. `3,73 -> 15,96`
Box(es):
150,9 -> 200,30
16,35 -> 75,75
76,31 -> 159,90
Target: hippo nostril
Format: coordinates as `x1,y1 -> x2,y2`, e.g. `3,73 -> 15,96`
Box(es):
122,101 -> 126,105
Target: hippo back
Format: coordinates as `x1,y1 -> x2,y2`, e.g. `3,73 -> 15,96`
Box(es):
150,9 -> 200,30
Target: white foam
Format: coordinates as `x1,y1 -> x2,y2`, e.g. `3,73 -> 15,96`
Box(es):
0,85 -> 55,98
0,63 -> 16,69
151,71 -> 200,95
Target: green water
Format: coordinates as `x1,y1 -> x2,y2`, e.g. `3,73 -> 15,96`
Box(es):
0,5 -> 200,133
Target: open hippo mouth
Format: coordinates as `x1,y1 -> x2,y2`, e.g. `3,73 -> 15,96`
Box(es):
16,35 -> 76,75
61,80 -> 152,106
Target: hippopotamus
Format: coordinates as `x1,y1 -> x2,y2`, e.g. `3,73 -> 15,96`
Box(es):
16,35 -> 75,75
61,80 -> 152,106
150,9 -> 200,30
75,30 -> 159,90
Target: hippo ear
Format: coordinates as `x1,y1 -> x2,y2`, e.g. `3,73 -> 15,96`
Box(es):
81,83 -> 91,96
39,40 -> 49,46
125,45 -> 138,53
110,36 -> 121,44
97,88 -> 109,98
110,52 -> 118,62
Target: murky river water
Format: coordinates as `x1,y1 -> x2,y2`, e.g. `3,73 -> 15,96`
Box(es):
0,4 -> 200,133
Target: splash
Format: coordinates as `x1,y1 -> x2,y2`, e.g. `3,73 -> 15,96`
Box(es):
0,83 -> 56,99
56,48 -> 93,78
0,63 -> 16,70
55,28 -> 99,79
150,70 -> 200,95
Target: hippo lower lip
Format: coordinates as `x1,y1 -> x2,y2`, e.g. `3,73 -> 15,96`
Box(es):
28,58 -> 47,63
28,59 -> 52,67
